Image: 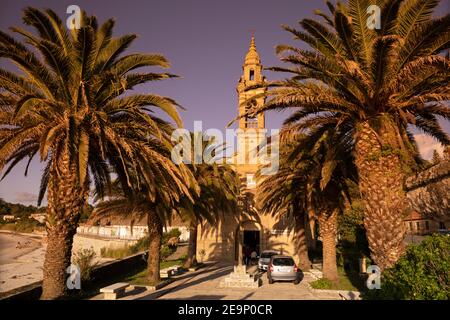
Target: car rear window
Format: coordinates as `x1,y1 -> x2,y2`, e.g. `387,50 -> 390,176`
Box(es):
261,252 -> 277,258
272,258 -> 294,266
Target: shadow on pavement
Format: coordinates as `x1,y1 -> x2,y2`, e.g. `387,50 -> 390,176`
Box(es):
137,264 -> 233,300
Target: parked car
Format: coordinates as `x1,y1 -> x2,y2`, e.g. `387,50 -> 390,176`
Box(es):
258,250 -> 279,271
267,255 -> 300,284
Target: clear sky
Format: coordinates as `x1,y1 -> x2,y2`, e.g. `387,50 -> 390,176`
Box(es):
0,0 -> 449,205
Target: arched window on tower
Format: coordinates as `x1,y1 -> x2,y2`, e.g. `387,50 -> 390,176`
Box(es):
249,69 -> 254,81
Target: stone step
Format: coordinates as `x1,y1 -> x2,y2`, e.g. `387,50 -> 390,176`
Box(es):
228,273 -> 255,280
220,278 -> 260,288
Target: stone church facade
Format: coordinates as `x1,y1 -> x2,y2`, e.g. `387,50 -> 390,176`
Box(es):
196,37 -> 300,264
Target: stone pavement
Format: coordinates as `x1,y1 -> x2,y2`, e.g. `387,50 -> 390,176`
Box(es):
100,263 -> 356,300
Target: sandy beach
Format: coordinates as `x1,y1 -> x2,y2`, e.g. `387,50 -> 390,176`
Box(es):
0,231 -> 117,293
0,232 -> 43,264
0,231 -> 46,292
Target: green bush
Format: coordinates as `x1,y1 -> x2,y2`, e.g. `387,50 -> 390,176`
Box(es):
72,247 -> 98,281
162,228 -> 181,243
129,235 -> 149,254
310,267 -> 366,291
311,278 -> 334,290
160,244 -> 174,260
364,234 -> 450,300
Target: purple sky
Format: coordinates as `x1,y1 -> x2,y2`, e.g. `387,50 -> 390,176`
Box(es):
0,0 -> 449,205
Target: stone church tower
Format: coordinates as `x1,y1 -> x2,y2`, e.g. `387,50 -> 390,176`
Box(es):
196,37 -> 298,264
233,36 -> 267,186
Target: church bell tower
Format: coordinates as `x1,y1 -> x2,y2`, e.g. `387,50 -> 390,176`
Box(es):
234,36 -> 267,187
237,36 -> 266,130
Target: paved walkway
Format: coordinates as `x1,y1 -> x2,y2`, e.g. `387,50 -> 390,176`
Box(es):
107,263 -> 350,300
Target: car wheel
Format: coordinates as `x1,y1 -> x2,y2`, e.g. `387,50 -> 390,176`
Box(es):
293,279 -> 300,285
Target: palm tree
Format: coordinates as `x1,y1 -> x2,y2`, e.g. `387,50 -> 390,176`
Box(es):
259,125 -> 356,281
0,8 -> 185,298
91,172 -> 192,284
179,162 -> 240,268
171,133 -> 240,268
245,0 -> 449,270
257,145 -> 312,271
91,136 -> 239,278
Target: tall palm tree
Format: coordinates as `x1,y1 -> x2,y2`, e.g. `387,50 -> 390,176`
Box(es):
308,163 -> 352,282
179,162 -> 240,268
245,0 -> 449,270
91,171 -> 193,284
172,133 -> 240,268
259,125 -> 356,281
256,144 -> 312,271
0,8 -> 186,299
91,136 -> 239,278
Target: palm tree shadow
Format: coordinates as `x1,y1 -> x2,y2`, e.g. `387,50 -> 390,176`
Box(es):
137,264 -> 234,300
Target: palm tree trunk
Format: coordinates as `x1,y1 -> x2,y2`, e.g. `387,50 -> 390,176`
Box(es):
306,208 -> 317,251
355,120 -> 406,271
319,209 -> 338,282
183,220 -> 198,268
41,155 -> 86,300
147,211 -> 163,284
294,211 -> 311,271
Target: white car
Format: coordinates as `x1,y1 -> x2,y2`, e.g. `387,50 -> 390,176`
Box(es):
267,255 -> 300,284
258,250 -> 279,271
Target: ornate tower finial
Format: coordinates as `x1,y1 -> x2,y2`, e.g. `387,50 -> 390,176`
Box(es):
249,29 -> 256,47
244,35 -> 260,66
249,35 -> 256,50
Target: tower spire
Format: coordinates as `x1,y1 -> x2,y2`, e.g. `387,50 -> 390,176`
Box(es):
249,33 -> 256,50
244,35 -> 260,66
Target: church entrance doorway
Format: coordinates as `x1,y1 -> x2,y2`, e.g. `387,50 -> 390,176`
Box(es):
243,230 -> 260,265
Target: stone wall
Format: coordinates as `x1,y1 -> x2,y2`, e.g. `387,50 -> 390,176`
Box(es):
76,225 -> 190,242
77,225 -> 148,240
72,233 -> 137,256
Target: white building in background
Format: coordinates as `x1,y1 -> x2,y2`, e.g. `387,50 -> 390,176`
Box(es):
76,224 -> 190,242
